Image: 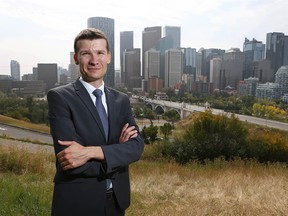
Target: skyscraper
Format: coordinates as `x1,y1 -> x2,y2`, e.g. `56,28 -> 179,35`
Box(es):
123,48 -> 141,90
145,49 -> 160,79
243,38 -> 265,79
120,31 -> 134,84
155,36 -> 174,81
163,26 -> 181,49
87,17 -> 115,87
220,48 -> 244,90
266,32 -> 288,76
10,60 -> 20,81
142,26 -> 162,78
201,48 -> 225,82
165,49 -> 183,88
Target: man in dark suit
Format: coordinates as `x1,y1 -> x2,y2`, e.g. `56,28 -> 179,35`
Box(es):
47,28 -> 144,216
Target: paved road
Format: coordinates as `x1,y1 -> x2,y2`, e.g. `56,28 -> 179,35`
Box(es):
0,123 -> 53,144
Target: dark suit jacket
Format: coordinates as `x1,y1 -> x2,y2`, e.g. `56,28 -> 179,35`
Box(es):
47,79 -> 144,216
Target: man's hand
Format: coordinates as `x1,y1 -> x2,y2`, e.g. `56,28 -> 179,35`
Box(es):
57,140 -> 104,170
119,123 -> 138,143
57,123 -> 137,170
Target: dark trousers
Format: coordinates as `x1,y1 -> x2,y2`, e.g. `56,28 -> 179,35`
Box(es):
105,191 -> 125,216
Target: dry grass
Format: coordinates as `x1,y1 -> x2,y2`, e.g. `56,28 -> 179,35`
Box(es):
128,159 -> 288,216
1,140 -> 288,216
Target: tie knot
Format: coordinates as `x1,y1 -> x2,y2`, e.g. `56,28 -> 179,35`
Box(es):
93,89 -> 102,98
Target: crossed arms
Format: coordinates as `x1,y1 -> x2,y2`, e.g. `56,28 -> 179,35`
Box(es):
57,123 -> 138,171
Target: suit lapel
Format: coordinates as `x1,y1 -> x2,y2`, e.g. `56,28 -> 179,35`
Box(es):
73,79 -> 107,142
105,87 -> 117,143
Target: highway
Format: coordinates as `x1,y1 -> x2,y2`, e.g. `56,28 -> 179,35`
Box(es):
0,123 -> 53,144
234,113 -> 288,131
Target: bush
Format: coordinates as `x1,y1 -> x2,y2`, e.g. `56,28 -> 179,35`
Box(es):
156,111 -> 288,164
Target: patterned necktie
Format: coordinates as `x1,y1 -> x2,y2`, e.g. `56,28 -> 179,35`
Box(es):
93,89 -> 109,141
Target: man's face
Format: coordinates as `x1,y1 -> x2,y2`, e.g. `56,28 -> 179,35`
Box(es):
74,38 -> 111,84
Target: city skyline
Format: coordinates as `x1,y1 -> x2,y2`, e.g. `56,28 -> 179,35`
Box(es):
1,0 -> 288,77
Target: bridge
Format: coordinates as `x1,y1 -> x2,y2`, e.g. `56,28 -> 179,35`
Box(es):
141,97 -> 222,119
130,96 -> 288,131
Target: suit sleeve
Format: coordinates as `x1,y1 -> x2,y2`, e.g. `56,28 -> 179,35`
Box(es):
101,95 -> 145,174
47,89 -> 106,177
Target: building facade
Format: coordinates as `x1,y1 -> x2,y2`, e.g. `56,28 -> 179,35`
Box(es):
165,49 -> 183,88
10,60 -> 20,81
120,31 -> 134,84
219,48 -> 244,90
123,48 -> 142,90
142,26 -> 162,79
243,38 -> 265,79
163,26 -> 181,49
144,49 -> 161,79
37,63 -> 57,93
266,32 -> 288,76
275,65 -> 288,96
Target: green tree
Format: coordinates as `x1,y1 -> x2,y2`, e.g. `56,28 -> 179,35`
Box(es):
141,125 -> 158,144
143,107 -> 156,125
133,105 -> 143,118
162,109 -> 180,126
160,123 -> 172,139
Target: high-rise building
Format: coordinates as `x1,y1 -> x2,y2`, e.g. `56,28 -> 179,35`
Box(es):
251,59 -> 273,83
183,47 -> 197,79
33,67 -> 38,81
69,51 -> 79,82
155,36 -> 174,81
219,48 -> 244,90
142,26 -> 162,78
88,17 -> 115,87
210,57 -> 222,90
196,48 -> 204,75
184,47 -> 196,68
120,31 -> 133,84
201,48 -> 225,82
123,48 -> 141,90
243,38 -> 265,79
165,49 -> 183,88
144,49 -> 160,79
163,26 -> 181,49
37,63 -> 57,93
10,60 -> 20,81
266,32 -> 288,76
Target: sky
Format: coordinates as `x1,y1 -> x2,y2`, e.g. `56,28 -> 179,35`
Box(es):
1,0 -> 288,76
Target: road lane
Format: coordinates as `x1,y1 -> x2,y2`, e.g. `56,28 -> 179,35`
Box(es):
0,123 -> 53,144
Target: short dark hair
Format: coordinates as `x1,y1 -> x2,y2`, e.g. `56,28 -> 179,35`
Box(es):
73,28 -> 110,54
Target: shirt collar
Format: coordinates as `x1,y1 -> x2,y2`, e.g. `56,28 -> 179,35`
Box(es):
79,77 -> 105,94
